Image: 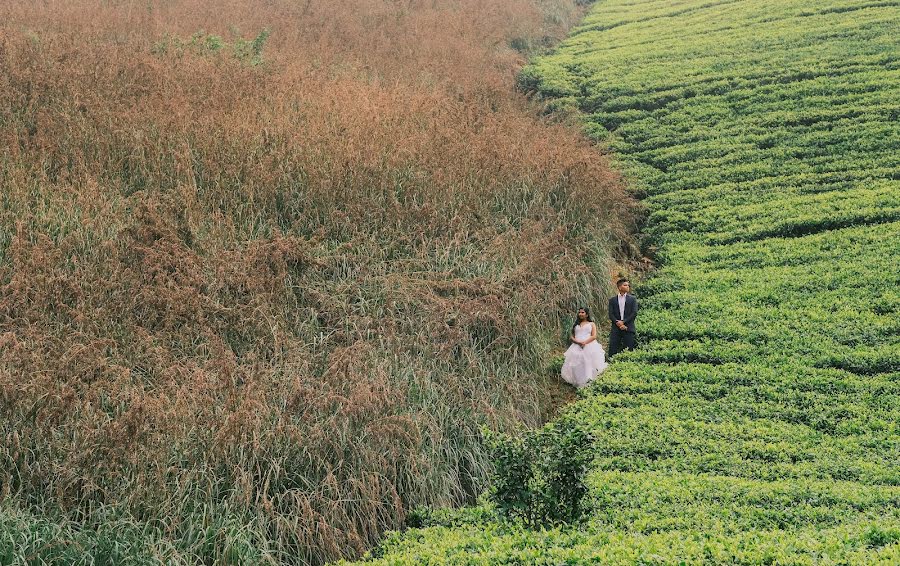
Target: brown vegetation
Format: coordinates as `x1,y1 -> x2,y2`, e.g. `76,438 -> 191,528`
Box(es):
0,0 -> 630,563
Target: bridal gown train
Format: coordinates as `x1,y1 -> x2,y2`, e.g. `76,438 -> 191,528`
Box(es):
561,322 -> 608,388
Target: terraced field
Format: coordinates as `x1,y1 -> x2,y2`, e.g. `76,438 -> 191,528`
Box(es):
346,0 -> 900,563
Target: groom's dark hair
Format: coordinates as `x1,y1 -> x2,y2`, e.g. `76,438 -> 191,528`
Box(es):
616,278 -> 629,287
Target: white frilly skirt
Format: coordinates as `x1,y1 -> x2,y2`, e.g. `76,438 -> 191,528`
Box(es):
561,341 -> 608,388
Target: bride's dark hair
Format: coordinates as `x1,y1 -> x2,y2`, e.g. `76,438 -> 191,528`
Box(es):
572,306 -> 592,333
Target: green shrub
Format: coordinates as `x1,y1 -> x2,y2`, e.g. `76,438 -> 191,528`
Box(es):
486,413 -> 595,527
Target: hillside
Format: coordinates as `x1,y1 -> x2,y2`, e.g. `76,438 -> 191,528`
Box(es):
346,0 -> 900,563
0,1 -> 630,564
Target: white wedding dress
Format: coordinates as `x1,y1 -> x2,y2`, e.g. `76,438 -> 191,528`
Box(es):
561,322 -> 608,388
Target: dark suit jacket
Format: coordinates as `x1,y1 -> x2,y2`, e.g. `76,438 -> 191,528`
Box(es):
608,294 -> 638,333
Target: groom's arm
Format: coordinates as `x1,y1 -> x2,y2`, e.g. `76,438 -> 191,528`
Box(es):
623,297 -> 639,325
608,298 -> 618,323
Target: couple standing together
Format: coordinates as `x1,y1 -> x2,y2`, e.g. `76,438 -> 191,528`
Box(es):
561,278 -> 638,388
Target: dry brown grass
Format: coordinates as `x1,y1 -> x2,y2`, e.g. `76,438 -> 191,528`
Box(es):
0,0 -> 631,563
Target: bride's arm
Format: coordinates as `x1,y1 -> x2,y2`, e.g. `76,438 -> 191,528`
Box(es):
587,323 -> 597,344
570,329 -> 586,348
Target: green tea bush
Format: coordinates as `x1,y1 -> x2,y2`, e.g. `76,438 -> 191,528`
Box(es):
487,413 -> 595,527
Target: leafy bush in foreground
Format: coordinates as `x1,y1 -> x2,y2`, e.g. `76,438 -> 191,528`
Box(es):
487,413 -> 594,527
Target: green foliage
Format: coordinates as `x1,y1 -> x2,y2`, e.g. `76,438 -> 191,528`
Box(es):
0,501 -> 273,565
233,29 -> 271,66
342,518 -> 900,565
547,352 -> 566,375
404,500 -> 497,529
151,28 -> 270,65
486,414 -> 594,527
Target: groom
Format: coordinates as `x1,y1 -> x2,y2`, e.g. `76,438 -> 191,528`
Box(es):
608,278 -> 638,358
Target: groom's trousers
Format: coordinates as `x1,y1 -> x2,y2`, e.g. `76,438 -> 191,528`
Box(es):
609,326 -> 636,357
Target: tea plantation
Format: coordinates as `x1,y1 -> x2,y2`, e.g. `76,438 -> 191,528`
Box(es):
344,0 -> 900,563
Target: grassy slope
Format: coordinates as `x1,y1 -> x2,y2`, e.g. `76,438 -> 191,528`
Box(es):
0,2 -> 625,564
346,0 -> 900,563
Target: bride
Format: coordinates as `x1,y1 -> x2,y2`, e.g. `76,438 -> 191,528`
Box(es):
561,307 -> 608,388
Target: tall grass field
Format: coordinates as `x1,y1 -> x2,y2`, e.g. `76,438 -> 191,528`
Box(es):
0,1 -> 633,564
346,0 -> 900,563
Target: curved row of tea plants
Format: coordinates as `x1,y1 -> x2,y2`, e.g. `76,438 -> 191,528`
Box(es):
345,0 -> 900,563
